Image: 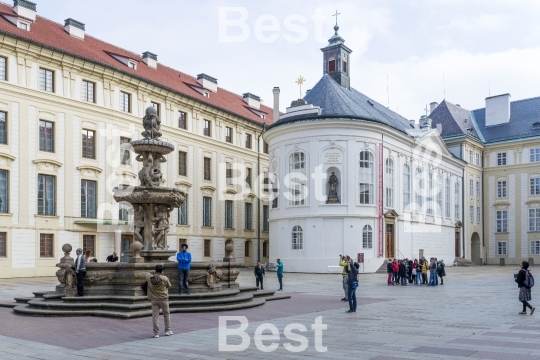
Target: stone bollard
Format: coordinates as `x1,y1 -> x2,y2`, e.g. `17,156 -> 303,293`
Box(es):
500,258 -> 505,266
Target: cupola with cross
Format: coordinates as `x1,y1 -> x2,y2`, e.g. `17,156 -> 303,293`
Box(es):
321,11 -> 352,90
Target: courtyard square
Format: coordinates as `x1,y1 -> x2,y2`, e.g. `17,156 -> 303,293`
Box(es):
0,265 -> 539,359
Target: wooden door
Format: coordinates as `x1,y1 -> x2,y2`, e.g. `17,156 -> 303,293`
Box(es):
455,232 -> 460,257
385,224 -> 394,258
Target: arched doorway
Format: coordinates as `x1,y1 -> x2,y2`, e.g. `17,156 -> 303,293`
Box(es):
471,232 -> 481,265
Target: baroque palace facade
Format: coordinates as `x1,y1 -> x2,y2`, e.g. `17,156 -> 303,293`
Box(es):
0,0 -> 273,278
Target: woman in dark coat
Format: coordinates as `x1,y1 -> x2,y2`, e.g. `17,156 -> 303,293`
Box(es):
438,260 -> 446,285
516,261 -> 535,315
398,261 -> 407,286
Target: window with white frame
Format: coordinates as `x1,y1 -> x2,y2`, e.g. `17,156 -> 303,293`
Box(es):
0,57 -> 6,81
289,152 -> 306,206
120,91 -> 130,112
469,150 -> 473,163
496,210 -> 508,232
359,151 -> 374,204
178,194 -> 188,225
362,225 -> 373,249
203,196 -> 212,227
530,148 -> 540,163
436,174 -> 443,216
454,182 -> 460,219
476,206 -> 481,224
529,208 -> 540,232
415,167 -> 423,211
445,177 -> 450,217
82,80 -> 95,103
385,158 -> 394,208
476,181 -> 480,198
39,68 -> 54,92
244,203 -> 252,230
403,164 -> 411,210
531,177 -> 540,196
497,180 -> 507,198
497,241 -> 507,255
292,225 -> 303,250
469,178 -> 474,197
475,152 -> 480,166
427,172 -> 434,215
531,240 -> 540,255
470,205 -> 474,223
225,200 -> 233,229
497,152 -> 507,166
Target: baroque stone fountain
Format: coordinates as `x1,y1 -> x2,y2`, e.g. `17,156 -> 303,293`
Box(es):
3,106 -> 290,318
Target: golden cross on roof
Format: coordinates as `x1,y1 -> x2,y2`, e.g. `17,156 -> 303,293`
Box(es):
295,76 -> 306,99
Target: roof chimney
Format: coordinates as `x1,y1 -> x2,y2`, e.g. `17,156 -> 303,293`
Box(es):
419,115 -> 432,130
485,93 -> 511,126
273,87 -> 280,123
142,52 -> 157,69
429,102 -> 438,113
14,0 -> 36,21
242,93 -> 261,110
64,18 -> 85,40
409,119 -> 416,129
196,74 -> 218,92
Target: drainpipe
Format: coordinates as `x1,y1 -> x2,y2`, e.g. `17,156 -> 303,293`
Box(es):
481,151 -> 485,265
256,123 -> 267,262
462,167 -> 465,258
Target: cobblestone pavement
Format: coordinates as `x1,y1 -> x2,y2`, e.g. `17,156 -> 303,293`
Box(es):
1,265 -> 539,359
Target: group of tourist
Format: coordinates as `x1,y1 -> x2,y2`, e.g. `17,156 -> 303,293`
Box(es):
339,255 -> 360,313
386,257 -> 446,286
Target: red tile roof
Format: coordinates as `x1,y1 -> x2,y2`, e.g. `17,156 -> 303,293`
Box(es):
0,2 -> 273,126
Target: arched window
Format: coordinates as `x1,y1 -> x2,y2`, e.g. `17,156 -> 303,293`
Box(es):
292,225 -> 303,250
289,152 -> 306,206
328,57 -> 336,72
454,181 -> 460,219
436,174 -> 443,216
359,151 -> 374,204
403,164 -> 411,209
385,158 -> 394,208
427,172 -> 434,215
415,167 -> 423,211
445,177 -> 451,218
362,225 -> 373,249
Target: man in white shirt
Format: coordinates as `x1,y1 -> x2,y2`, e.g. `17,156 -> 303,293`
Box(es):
74,248 -> 87,296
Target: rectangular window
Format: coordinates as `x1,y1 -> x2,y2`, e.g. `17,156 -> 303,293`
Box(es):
245,134 -> 252,149
469,179 -> 474,197
497,152 -> 507,166
226,162 -> 232,185
40,234 -> 54,257
82,130 -> 95,159
81,180 -> 97,218
120,91 -> 131,112
531,177 -> 540,196
82,80 -> 95,103
225,200 -> 233,229
37,174 -> 55,215
151,101 -> 160,118
203,196 -> 212,227
263,241 -> 268,257
203,120 -> 211,137
0,170 -> 7,213
120,137 -> 131,165
82,235 -> 95,257
530,148 -> 540,163
245,203 -> 252,230
477,206 -> 481,224
497,241 -> 507,256
470,205 -> 474,223
246,167 -> 252,189
0,111 -> 6,144
263,205 -> 269,231
39,120 -> 54,152
531,241 -> 540,255
39,68 -> 54,92
0,232 -> 5,257
476,181 -> 480,198
497,180 -> 507,198
204,239 -> 211,257
225,127 -> 233,143
272,180 -> 278,209
0,57 -> 6,81
178,111 -> 187,130
476,152 -> 480,166
454,183 -> 460,219
445,179 -> 450,218
263,175 -> 269,193
529,208 -> 540,232
118,202 -> 130,221
178,151 -> 187,176
263,142 -> 269,154
496,210 -> 508,233
244,241 -> 250,257
203,157 -> 211,181
178,194 -> 188,225
469,150 -> 473,163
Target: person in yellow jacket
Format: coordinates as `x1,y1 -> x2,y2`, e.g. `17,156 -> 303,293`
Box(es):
339,255 -> 350,301
421,257 -> 429,285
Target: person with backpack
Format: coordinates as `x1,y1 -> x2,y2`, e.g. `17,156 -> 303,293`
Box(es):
145,264 -> 173,338
515,261 -> 535,315
346,262 -> 360,313
438,260 -> 446,285
428,258 -> 438,286
399,260 -> 407,286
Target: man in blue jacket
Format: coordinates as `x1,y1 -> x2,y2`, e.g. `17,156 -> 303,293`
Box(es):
176,244 -> 192,295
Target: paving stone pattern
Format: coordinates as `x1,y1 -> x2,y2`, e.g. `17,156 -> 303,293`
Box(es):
0,266 -> 540,359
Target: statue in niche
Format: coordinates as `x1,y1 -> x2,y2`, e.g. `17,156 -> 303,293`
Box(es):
153,204 -> 171,249
133,204 -> 145,243
142,106 -> 162,139
327,171 -> 339,204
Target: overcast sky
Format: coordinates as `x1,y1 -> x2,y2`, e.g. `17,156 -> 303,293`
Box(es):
37,0 -> 540,120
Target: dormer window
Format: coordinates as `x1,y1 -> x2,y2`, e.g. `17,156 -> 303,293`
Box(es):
328,57 -> 336,72
203,91 -> 209,98
18,21 -> 28,31
128,62 -> 136,70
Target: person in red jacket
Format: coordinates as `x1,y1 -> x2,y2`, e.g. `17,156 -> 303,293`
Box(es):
392,259 -> 399,284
